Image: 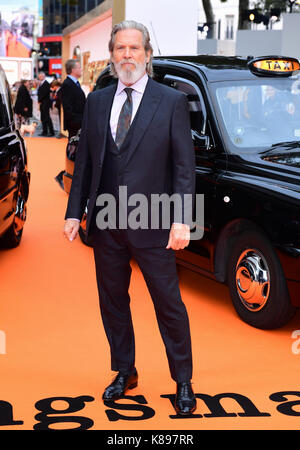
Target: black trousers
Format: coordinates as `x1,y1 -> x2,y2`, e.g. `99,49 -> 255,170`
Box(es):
92,228 -> 193,382
40,105 -> 54,135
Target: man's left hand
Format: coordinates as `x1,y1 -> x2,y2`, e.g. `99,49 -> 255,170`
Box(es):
166,223 -> 190,251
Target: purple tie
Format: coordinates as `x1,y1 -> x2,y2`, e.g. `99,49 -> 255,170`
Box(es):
115,88 -> 133,148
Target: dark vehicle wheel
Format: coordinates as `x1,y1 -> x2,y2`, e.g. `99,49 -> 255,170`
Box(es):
227,229 -> 297,329
0,188 -> 27,248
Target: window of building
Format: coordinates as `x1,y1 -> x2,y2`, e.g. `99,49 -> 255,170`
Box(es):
225,15 -> 234,40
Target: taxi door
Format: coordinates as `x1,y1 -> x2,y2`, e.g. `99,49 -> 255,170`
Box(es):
161,71 -> 227,275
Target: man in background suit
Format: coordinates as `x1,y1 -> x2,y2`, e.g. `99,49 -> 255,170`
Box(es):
55,60 -> 86,188
37,72 -> 54,137
63,21 -> 196,416
61,59 -> 86,139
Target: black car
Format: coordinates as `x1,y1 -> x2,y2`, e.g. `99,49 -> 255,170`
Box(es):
0,65 -> 30,247
64,55 -> 300,330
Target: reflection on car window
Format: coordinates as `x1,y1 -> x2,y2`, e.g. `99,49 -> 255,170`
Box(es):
163,77 -> 204,133
215,76 -> 300,151
0,70 -> 10,128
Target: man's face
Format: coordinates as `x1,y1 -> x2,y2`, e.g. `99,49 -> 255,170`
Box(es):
38,73 -> 45,81
72,62 -> 82,79
111,28 -> 150,85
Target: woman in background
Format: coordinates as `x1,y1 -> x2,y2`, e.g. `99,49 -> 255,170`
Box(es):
14,79 -> 32,128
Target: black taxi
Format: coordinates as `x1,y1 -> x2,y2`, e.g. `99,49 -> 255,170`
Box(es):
0,64 -> 30,248
66,55 -> 300,330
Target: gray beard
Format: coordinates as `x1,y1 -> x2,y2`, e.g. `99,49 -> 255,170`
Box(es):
114,60 -> 147,85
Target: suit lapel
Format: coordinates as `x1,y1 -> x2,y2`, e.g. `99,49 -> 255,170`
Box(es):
95,84 -> 117,164
124,78 -> 162,167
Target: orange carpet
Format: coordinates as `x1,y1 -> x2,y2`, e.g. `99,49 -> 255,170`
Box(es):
0,136 -> 299,431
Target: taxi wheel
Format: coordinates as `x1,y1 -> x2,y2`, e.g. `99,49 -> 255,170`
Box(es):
227,229 -> 296,329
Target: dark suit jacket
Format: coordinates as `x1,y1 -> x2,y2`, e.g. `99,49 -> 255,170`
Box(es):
65,77 -> 195,248
37,80 -> 51,120
61,76 -> 86,132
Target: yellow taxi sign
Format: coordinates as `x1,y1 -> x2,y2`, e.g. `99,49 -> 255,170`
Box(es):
248,56 -> 300,76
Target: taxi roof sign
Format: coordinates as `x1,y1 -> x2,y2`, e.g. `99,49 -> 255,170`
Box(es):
248,56 -> 300,76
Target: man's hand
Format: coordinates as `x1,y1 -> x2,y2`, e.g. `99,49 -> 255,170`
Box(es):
166,223 -> 190,251
64,219 -> 80,242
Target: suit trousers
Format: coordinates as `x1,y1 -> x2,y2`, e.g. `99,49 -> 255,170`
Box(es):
40,105 -> 54,135
92,228 -> 193,383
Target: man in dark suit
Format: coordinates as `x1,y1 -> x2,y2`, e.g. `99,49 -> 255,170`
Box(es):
61,59 -> 86,139
64,21 -> 196,416
55,60 -> 86,188
37,72 -> 54,136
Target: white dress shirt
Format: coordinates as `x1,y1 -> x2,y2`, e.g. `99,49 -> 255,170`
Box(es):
110,72 -> 149,140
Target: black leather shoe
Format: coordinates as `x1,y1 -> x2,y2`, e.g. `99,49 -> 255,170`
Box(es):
54,171 -> 64,190
175,381 -> 196,416
102,369 -> 138,400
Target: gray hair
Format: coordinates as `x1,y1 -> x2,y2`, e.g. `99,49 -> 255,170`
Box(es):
65,59 -> 79,75
108,20 -> 153,78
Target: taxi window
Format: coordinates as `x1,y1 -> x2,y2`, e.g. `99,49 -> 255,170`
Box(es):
214,76 -> 300,152
94,71 -> 117,91
0,69 -> 12,129
163,75 -> 206,135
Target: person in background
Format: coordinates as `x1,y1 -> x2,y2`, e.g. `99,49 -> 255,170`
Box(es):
51,79 -> 62,138
10,81 -> 20,107
14,79 -> 32,128
61,59 -> 86,139
55,60 -> 86,188
37,71 -> 54,137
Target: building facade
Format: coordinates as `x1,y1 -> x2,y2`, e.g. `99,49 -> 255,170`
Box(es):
38,0 -> 107,76
42,0 -> 106,35
62,0 -> 198,92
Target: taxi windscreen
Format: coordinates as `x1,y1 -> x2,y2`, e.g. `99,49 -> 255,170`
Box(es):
213,75 -> 300,152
